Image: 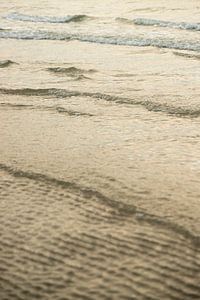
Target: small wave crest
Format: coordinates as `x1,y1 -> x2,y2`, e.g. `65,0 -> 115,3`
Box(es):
47,66 -> 95,80
0,30 -> 200,52
5,12 -> 89,23
132,18 -> 200,31
173,51 -> 200,60
1,88 -> 200,118
0,102 -> 93,117
0,29 -> 70,40
0,60 -> 16,68
47,66 -> 96,75
55,107 -> 93,116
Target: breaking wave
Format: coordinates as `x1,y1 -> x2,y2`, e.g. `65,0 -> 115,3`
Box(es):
132,18 -> 200,31
0,29 -> 200,52
5,12 -> 89,23
1,88 -> 200,118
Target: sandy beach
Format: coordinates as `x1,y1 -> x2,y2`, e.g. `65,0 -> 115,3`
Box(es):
0,1 -> 200,299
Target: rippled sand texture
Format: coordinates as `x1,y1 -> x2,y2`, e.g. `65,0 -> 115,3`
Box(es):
0,166 -> 200,300
0,0 -> 200,299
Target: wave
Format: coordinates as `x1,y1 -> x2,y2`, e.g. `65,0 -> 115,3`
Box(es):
173,51 -> 200,60
0,30 -> 200,51
115,17 -> 134,25
0,162 -> 199,246
5,12 -> 89,23
0,88 -> 80,98
0,28 -> 10,32
47,66 -> 96,75
0,29 -> 200,52
55,107 -> 93,116
0,60 -> 16,68
132,18 -> 200,31
0,102 -> 94,116
1,88 -> 200,118
47,67 -> 95,80
0,29 -> 69,40
72,74 -> 91,81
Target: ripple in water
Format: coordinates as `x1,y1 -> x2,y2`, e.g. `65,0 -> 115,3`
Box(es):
5,12 -> 90,23
1,88 -> 200,118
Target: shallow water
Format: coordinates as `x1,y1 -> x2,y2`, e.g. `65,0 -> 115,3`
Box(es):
0,1 -> 200,299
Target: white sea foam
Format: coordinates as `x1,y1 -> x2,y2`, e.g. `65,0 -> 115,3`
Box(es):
132,18 -> 200,31
0,29 -> 199,52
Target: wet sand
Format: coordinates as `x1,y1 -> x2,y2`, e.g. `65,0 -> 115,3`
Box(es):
1,1 -> 200,299
1,87 -> 200,299
0,165 -> 200,299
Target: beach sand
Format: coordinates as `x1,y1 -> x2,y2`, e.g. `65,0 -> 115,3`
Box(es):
0,1 -> 200,299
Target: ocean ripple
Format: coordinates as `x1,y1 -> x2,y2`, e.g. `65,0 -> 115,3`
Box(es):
1,88 -> 200,118
5,12 -> 89,23
132,18 -> 200,31
0,60 -> 16,68
0,29 -> 200,52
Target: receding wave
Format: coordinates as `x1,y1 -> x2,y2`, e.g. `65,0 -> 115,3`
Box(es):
47,67 -> 95,80
55,106 -> 93,116
0,29 -> 69,40
73,74 -> 91,80
0,60 -> 16,68
132,18 -> 200,31
0,102 -> 94,117
1,88 -> 200,118
5,12 -> 89,23
115,17 -> 134,25
47,66 -> 96,75
0,29 -> 199,52
0,28 -> 10,31
0,88 -> 79,97
173,51 -> 200,60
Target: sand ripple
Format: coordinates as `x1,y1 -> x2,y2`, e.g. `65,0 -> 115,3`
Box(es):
0,164 -> 199,300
